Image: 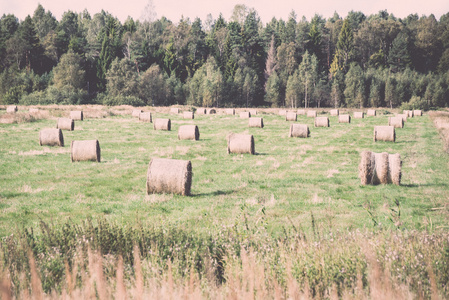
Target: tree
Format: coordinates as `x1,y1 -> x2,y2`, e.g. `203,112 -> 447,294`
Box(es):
264,35 -> 277,81
53,51 -> 85,89
106,58 -> 138,97
139,64 -> 168,106
344,62 -> 365,107
298,51 -> 319,108
286,71 -> 301,108
335,18 -> 354,72
264,71 -> 281,107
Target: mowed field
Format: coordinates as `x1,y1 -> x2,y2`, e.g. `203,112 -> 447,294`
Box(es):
0,106 -> 448,236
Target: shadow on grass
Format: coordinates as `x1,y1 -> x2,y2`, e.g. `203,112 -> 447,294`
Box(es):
192,189 -> 235,197
401,183 -> 448,188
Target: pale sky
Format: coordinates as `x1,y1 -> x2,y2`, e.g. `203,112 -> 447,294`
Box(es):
1,0 -> 448,24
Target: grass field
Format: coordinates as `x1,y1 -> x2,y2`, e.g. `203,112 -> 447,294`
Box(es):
0,106 -> 448,298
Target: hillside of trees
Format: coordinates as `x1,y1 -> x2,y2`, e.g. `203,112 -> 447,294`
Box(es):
1,4 -> 449,109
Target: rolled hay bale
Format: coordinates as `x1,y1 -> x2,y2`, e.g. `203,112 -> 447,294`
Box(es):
6,105 -> 17,113
196,108 -> 206,115
39,128 -> 64,147
178,125 -> 200,140
240,111 -> 251,118
297,109 -> 306,115
170,107 -> 180,114
338,114 -> 351,123
183,111 -> 194,119
397,113 -> 407,122
225,108 -> 235,115
206,108 -> 216,114
367,109 -> 376,116
153,118 -> 171,131
374,126 -> 395,142
139,112 -> 152,122
403,110 -> 413,118
57,118 -> 74,131
388,116 -> 404,128
279,109 -> 287,116
249,109 -> 257,115
146,158 -> 192,196
249,117 -> 264,128
354,112 -> 364,119
330,109 -> 339,116
227,133 -> 255,155
307,110 -> 317,118
288,124 -> 309,138
132,109 -> 143,117
70,111 -> 83,121
71,140 -> 101,162
359,151 -> 401,185
315,116 -> 330,127
29,108 -> 39,113
413,110 -> 422,116
286,112 -> 297,121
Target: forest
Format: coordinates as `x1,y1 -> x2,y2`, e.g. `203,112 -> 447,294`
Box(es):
1,4 -> 449,109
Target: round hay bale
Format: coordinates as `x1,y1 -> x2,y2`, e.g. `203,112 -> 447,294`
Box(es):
359,151 -> 401,185
178,125 -> 200,140
388,153 -> 402,185
315,116 -> 329,127
249,117 -> 264,128
70,111 -> 83,121
353,112 -> 364,119
388,116 -> 404,128
307,110 -> 317,118
338,114 -> 351,123
57,118 -> 74,131
132,109 -> 143,117
71,140 -> 100,162
207,108 -> 216,114
146,158 -> 192,196
297,109 -> 306,115
330,109 -> 339,116
196,108 -> 206,115
288,124 -> 309,138
373,152 -> 389,184
413,110 -> 422,116
403,110 -> 413,118
183,111 -> 194,119
359,151 -> 375,185
39,128 -> 64,147
397,113 -> 407,122
240,111 -> 251,118
286,112 -> 297,121
227,133 -> 255,155
279,109 -> 287,116
374,126 -> 395,142
153,118 -> 171,131
367,109 -> 376,116
6,105 -> 17,113
170,107 -> 180,114
29,108 -> 39,113
225,108 -> 235,115
139,112 -> 152,122
249,109 -> 257,115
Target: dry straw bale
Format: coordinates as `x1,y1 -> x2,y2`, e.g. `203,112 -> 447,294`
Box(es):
29,108 -> 39,113
288,124 -> 309,138
413,110 -> 422,116
359,151 -> 401,185
388,116 -> 404,128
39,128 -> 64,147
249,109 -> 257,115
225,108 -> 235,115
240,111 -> 251,118
196,108 -> 206,115
297,109 -> 306,115
206,108 -> 216,114
227,133 -> 255,154
307,110 -> 317,117
153,118 -> 171,131
71,140 -> 101,162
249,117 -> 264,128
70,110 -> 83,121
139,112 -> 152,122
354,112 -> 364,119
330,109 -> 339,116
132,109 -> 143,117
403,110 -> 414,117
178,125 -> 200,140
146,158 -> 192,196
286,112 -> 297,121
367,109 -> 376,116
374,126 -> 395,142
183,111 -> 194,119
338,114 -> 351,123
315,116 -> 330,127
6,105 -> 17,113
279,109 -> 287,116
170,107 -> 180,114
397,113 -> 407,122
57,118 -> 74,131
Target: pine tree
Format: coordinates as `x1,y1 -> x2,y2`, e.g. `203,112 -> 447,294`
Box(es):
388,32 -> 411,73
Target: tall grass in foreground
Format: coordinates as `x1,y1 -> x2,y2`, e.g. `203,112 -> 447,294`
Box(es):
1,219 -> 448,299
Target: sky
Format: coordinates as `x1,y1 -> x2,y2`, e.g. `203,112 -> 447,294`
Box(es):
1,0 -> 449,23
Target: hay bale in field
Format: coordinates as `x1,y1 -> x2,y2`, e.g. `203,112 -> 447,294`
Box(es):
359,151 -> 401,185
240,111 -> 251,118
330,109 -> 339,116
39,128 -> 64,147
249,109 -> 257,115
279,109 -> 287,116
367,109 -> 376,116
132,109 -> 143,117
354,112 -> 364,119
29,108 -> 39,113
388,116 -> 404,128
227,133 -> 255,154
57,118 -> 74,131
397,113 -> 407,122
288,124 -> 309,138
206,108 -> 216,114
307,110 -> 317,117
6,105 -> 17,113
225,108 -> 235,115
170,107 -> 180,114
71,140 -> 101,162
374,126 -> 395,142
338,114 -> 351,123
178,125 -> 199,140
153,118 -> 171,131
183,111 -> 194,119
249,117 -> 264,128
297,109 -> 306,115
146,158 -> 192,196
70,111 -> 83,121
403,110 -> 413,118
196,108 -> 206,115
139,112 -> 152,122
413,110 -> 422,116
286,112 -> 297,121
315,116 -> 329,127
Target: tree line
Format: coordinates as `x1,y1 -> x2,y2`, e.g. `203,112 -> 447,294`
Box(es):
1,4 -> 449,109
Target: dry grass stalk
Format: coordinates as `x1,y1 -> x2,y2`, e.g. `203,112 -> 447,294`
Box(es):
286,112 -> 297,121
70,110 -> 83,121
397,113 -> 407,122
178,125 -> 200,140
374,126 -> 395,142
297,109 -> 306,115
196,108 -> 206,115
183,111 -> 194,119
146,158 -> 192,196
206,108 -> 216,114
338,114 -> 351,123
307,110 -> 317,117
6,105 -> 17,113
225,108 -> 235,115
330,109 -> 339,116
71,140 -> 101,162
289,124 -> 309,138
354,112 -> 364,119
133,244 -> 143,300
139,112 -> 152,122
279,109 -> 287,116
39,128 -> 64,147
413,110 -> 422,116
388,116 -> 404,128
153,118 -> 171,131
240,111 -> 251,119
249,117 -> 264,128
132,109 -> 143,117
0,268 -> 12,300
57,118 -> 75,131
115,255 -> 126,300
367,109 -> 376,116
29,108 -> 39,113
28,249 -> 44,300
315,116 -> 329,127
170,107 -> 180,114
359,151 -> 401,185
227,133 -> 255,154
